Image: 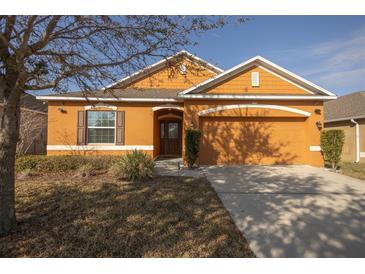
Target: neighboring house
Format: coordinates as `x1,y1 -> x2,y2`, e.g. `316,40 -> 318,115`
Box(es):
0,93 -> 48,155
37,50 -> 336,167
324,91 -> 365,163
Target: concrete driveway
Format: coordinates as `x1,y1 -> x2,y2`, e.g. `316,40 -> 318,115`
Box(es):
204,165 -> 365,257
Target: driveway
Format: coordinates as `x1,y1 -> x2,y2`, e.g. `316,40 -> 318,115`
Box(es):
204,165 -> 365,257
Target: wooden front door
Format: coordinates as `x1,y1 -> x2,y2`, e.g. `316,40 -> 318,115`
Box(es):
160,120 -> 182,156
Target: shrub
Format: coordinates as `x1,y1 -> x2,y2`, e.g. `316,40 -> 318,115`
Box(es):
16,155 -> 120,173
110,150 -> 154,181
185,127 -> 201,169
320,130 -> 345,170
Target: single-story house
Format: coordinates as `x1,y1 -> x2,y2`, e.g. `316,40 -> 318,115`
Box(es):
37,50 -> 337,167
324,91 -> 365,163
1,92 -> 48,155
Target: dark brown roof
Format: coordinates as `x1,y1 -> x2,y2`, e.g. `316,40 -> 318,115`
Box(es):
324,91 -> 365,122
45,88 -> 183,99
0,92 -> 47,113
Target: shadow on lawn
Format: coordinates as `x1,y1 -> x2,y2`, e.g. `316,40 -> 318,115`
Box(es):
1,176 -> 254,258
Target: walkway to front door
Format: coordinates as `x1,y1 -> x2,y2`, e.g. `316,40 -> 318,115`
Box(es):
160,120 -> 182,156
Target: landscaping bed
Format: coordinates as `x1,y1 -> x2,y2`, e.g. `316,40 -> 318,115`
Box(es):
0,172 -> 254,257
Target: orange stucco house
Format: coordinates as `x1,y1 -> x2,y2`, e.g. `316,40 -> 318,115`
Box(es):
37,50 -> 337,167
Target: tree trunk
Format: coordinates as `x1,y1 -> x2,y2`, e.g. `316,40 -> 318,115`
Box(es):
0,89 -> 21,236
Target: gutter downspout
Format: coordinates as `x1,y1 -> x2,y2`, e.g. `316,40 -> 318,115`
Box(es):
350,119 -> 360,163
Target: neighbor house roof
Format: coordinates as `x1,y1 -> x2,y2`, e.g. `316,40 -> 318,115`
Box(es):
0,92 -> 47,113
36,88 -> 183,102
178,56 -> 337,98
103,50 -> 223,90
324,91 -> 365,122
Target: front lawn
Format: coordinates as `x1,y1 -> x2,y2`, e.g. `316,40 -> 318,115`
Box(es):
0,174 -> 254,257
340,162 -> 365,180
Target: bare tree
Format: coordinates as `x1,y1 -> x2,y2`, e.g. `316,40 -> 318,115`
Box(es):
0,15 -> 235,235
16,109 -> 47,155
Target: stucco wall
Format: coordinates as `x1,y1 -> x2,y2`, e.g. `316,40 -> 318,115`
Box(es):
47,101 -> 185,156
183,100 -> 324,167
324,118 -> 365,163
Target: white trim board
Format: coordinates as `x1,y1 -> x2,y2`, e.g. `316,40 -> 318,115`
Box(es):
180,94 -> 336,100
360,152 -> 365,158
198,104 -> 311,117
84,104 -> 117,110
152,104 -> 184,112
47,145 -> 153,151
309,146 -> 321,152
103,50 -> 223,90
179,55 -> 336,97
36,96 -> 180,102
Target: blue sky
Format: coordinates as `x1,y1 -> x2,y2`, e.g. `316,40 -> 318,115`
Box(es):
34,16 -> 364,96
186,16 -> 365,96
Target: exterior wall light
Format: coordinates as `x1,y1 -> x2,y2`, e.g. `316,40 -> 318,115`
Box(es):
316,121 -> 322,129
315,109 -> 321,114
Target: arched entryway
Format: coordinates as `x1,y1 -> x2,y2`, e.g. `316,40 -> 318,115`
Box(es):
153,105 -> 183,158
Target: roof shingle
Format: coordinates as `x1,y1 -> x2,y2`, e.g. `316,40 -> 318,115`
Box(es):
324,91 -> 365,121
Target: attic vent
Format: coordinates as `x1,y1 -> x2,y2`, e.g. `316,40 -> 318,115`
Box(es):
179,64 -> 187,75
252,72 -> 260,87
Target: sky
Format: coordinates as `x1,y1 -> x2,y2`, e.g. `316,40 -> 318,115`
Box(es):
32,16 -> 365,97
186,16 -> 365,96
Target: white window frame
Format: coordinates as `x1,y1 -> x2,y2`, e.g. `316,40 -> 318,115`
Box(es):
87,110 -> 116,145
252,71 -> 260,87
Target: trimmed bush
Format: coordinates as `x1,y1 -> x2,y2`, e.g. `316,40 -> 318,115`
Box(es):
320,130 -> 345,170
185,127 -> 201,169
109,150 -> 154,181
16,155 -> 120,173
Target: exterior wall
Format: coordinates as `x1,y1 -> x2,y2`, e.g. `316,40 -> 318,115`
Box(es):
47,101 -> 183,157
126,58 -> 215,89
205,66 -> 311,95
183,100 -> 324,167
324,118 -> 365,163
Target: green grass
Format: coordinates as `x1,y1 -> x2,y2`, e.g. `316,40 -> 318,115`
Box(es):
0,173 -> 254,258
340,162 -> 365,180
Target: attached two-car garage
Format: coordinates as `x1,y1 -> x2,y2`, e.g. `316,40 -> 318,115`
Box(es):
199,116 -> 308,165
196,104 -> 318,166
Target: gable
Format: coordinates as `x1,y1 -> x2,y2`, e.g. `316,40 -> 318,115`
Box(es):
205,66 -> 312,95
123,57 -> 216,90
179,56 -> 336,98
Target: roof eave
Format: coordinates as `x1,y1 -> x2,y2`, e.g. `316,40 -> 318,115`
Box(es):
36,96 -> 182,103
178,94 -> 337,100
324,115 -> 365,123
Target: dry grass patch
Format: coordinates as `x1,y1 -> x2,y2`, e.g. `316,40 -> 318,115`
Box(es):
340,162 -> 365,180
0,174 -> 254,257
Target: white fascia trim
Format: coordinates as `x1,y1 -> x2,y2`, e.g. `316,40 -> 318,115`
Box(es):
309,146 -> 321,152
152,104 -> 184,111
84,104 -> 117,110
324,115 -> 365,123
360,152 -> 365,158
36,96 -> 180,102
179,55 -> 336,97
198,104 -> 311,117
102,50 -> 223,90
180,94 -> 337,100
47,145 -> 153,151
